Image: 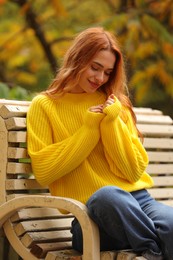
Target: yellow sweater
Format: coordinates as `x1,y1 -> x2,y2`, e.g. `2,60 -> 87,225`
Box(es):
27,91 -> 153,204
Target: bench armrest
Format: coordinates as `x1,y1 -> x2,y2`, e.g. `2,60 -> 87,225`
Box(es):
0,195 -> 100,260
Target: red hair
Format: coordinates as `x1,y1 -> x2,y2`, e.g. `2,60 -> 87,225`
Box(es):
45,27 -> 142,139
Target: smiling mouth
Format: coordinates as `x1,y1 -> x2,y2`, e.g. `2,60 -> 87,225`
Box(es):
89,80 -> 99,89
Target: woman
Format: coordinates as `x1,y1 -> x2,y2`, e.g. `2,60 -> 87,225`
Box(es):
27,27 -> 173,259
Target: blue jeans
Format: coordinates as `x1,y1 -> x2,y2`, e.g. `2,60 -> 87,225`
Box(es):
71,186 -> 173,259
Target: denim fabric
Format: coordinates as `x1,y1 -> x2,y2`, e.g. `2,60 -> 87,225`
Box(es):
71,186 -> 173,259
142,250 -> 164,260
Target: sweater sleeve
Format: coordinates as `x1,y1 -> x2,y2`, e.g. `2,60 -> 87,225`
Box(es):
100,98 -> 148,183
27,96 -> 104,186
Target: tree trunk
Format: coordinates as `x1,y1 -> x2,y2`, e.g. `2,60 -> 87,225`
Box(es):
10,0 -> 58,75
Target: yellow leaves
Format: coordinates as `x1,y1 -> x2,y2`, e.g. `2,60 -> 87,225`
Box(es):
162,42 -> 173,58
142,14 -> 173,44
29,61 -> 39,73
149,0 -> 173,23
0,0 -> 6,4
156,61 -> 171,86
136,84 -> 150,104
131,61 -> 171,86
1,40 -> 29,69
165,80 -> 173,97
130,60 -> 173,102
50,0 -> 67,17
130,71 -> 146,87
16,71 -> 37,85
135,42 -> 157,60
127,20 -> 140,43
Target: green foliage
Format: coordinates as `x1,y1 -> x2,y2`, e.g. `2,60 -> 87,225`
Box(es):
142,14 -> 173,45
0,82 -> 34,100
0,82 -> 9,98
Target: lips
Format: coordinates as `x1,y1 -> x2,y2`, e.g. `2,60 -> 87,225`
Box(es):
89,80 -> 100,89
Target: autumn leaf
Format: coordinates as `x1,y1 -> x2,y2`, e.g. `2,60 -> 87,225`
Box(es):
50,0 -> 67,17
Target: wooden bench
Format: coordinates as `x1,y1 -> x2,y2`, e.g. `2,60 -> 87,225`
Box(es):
0,99 -> 173,260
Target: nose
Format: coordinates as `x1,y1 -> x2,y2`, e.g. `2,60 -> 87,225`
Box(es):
95,71 -> 104,84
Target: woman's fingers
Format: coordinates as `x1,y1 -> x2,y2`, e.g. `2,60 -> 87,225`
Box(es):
89,104 -> 103,113
103,94 -> 115,108
89,95 -> 115,113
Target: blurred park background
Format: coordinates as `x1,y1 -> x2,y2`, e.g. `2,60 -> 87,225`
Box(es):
0,0 -> 173,259
0,0 -> 173,117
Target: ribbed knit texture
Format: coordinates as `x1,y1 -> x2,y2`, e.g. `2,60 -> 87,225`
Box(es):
27,91 -> 153,204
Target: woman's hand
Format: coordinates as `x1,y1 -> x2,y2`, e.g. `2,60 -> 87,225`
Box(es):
89,104 -> 104,113
89,94 -> 115,113
103,94 -> 115,109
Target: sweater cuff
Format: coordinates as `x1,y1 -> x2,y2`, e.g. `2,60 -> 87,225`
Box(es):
103,97 -> 122,120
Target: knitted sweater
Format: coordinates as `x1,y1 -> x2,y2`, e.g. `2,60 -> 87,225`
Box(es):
27,91 -> 153,204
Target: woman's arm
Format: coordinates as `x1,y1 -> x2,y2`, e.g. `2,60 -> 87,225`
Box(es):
100,97 -> 148,183
27,97 -> 104,186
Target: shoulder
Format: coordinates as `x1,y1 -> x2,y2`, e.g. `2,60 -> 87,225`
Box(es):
31,94 -> 50,105
28,94 -> 56,118
30,94 -> 55,109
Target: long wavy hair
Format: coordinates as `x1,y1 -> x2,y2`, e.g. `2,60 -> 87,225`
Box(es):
45,27 -> 142,138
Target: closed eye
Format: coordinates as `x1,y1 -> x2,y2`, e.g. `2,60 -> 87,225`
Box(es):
91,65 -> 99,71
91,65 -> 112,76
105,70 -> 112,76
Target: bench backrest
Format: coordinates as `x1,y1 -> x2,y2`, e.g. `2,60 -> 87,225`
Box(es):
0,100 -> 74,259
134,107 -> 173,205
0,100 -> 173,259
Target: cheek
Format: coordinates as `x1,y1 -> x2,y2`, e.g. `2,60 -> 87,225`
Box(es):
86,68 -> 95,78
103,75 -> 110,84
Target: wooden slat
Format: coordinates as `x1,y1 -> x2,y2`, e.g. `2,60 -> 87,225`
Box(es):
157,200 -> 173,207
14,218 -> 72,236
0,104 -> 28,119
0,116 -> 8,205
8,147 -> 28,159
5,117 -> 26,130
11,208 -> 70,222
0,99 -> 31,107
116,251 -> 137,259
45,250 -> 119,260
30,241 -> 72,258
148,151 -> 173,162
6,179 -> 44,190
8,131 -> 27,143
137,114 -> 172,125
134,107 -> 162,115
148,188 -> 173,199
146,164 -> 173,174
152,176 -> 173,186
7,192 -> 50,201
7,162 -> 32,174
137,124 -> 173,137
144,138 -> 173,149
45,249 -> 82,260
21,230 -> 72,248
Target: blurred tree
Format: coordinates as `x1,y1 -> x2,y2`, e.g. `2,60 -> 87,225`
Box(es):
0,0 -> 173,116
103,0 -> 173,117
10,0 -> 58,73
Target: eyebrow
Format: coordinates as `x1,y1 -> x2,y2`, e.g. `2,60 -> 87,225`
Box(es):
93,61 -> 114,71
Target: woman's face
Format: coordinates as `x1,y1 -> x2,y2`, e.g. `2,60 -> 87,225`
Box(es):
70,49 -> 116,93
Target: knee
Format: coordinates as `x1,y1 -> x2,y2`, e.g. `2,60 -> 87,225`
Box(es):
86,186 -> 129,210
156,207 -> 173,240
